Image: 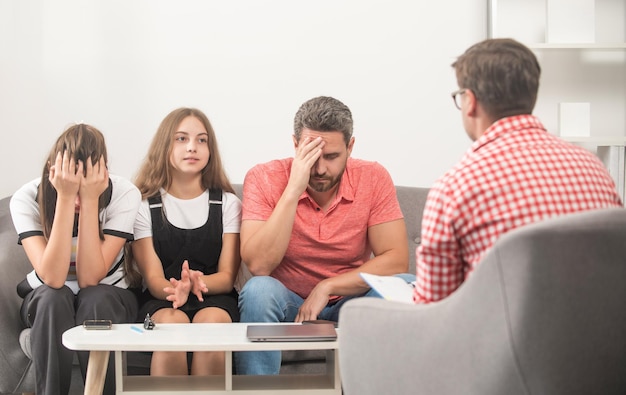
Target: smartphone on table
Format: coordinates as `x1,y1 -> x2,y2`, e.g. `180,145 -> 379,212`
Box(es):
83,319 -> 112,330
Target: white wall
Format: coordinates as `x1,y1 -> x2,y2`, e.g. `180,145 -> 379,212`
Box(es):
0,0 -> 487,198
3,1 -> 624,200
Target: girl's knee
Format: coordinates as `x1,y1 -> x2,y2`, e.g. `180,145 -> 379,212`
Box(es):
36,284 -> 74,299
153,308 -> 190,324
192,307 -> 232,324
77,284 -> 120,300
76,285 -> 137,320
30,285 -> 75,314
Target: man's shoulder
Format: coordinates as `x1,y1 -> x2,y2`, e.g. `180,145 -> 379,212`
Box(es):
345,159 -> 394,192
248,158 -> 292,172
343,159 -> 396,201
245,158 -> 292,185
346,158 -> 389,176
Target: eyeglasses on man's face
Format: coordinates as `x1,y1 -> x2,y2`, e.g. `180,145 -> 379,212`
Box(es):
451,89 -> 467,110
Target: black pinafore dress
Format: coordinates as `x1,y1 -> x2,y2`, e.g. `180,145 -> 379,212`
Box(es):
137,189 -> 239,322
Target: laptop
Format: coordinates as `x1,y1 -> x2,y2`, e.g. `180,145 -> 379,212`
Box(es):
246,323 -> 337,342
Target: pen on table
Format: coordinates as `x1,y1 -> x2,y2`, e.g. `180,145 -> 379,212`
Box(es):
130,325 -> 144,334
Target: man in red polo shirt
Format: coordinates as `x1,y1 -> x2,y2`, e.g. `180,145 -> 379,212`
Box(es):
235,96 -> 413,375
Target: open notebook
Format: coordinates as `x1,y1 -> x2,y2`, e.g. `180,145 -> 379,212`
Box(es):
360,272 -> 415,304
246,323 -> 337,342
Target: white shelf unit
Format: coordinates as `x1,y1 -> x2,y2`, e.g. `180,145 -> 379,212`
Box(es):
487,0 -> 626,200
528,43 -> 626,50
488,0 -> 626,46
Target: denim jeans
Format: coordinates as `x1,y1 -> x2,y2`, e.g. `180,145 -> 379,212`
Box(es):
234,273 -> 415,375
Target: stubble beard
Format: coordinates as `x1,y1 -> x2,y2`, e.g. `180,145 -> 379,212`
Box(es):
309,170 -> 344,193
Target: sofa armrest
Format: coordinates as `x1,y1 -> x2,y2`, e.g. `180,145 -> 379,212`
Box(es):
0,196 -> 35,393
338,298 -> 430,395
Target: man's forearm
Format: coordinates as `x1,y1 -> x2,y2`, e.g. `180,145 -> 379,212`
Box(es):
321,249 -> 409,297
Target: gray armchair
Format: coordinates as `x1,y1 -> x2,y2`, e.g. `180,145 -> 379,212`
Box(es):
339,208 -> 626,395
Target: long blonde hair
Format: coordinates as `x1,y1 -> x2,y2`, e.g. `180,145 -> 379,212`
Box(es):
134,107 -> 234,198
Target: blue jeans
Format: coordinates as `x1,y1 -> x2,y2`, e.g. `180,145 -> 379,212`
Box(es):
234,273 -> 415,375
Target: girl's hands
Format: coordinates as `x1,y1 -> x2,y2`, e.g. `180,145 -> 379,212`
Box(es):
48,150 -> 82,200
48,152 -> 109,206
79,155 -> 109,202
189,267 -> 209,301
164,260 -> 207,309
164,261 -> 191,309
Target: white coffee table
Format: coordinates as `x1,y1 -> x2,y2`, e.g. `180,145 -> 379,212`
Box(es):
62,323 -> 340,394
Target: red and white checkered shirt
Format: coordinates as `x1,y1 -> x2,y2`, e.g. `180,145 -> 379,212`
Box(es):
414,115 -> 623,303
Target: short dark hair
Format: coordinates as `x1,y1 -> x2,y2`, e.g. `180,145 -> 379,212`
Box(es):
452,38 -> 541,120
293,96 -> 353,145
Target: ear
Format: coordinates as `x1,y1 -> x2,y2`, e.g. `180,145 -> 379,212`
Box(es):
292,134 -> 299,148
464,89 -> 478,117
347,137 -> 355,157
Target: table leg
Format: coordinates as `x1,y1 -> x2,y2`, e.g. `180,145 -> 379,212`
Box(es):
84,350 -> 109,395
225,351 -> 233,390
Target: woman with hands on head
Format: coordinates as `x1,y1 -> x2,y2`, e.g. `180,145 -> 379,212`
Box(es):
10,123 -> 141,395
132,108 -> 241,376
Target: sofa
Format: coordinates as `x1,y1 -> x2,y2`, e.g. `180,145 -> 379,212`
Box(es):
0,184 -> 430,394
338,207 -> 626,395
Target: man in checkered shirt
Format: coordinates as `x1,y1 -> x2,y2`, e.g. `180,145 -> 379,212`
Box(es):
413,38 -> 623,304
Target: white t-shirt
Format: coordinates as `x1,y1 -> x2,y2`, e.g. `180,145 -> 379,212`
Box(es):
133,189 -> 242,241
10,175 -> 141,294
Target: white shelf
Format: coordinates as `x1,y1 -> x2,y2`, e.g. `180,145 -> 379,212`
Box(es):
561,136 -> 626,146
528,43 -> 626,50
487,0 -> 626,47
488,0 -> 626,202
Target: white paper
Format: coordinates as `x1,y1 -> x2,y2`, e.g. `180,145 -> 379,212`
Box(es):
360,273 -> 415,304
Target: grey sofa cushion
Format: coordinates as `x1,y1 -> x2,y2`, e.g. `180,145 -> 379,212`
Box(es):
395,186 -> 428,273
339,208 -> 626,395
